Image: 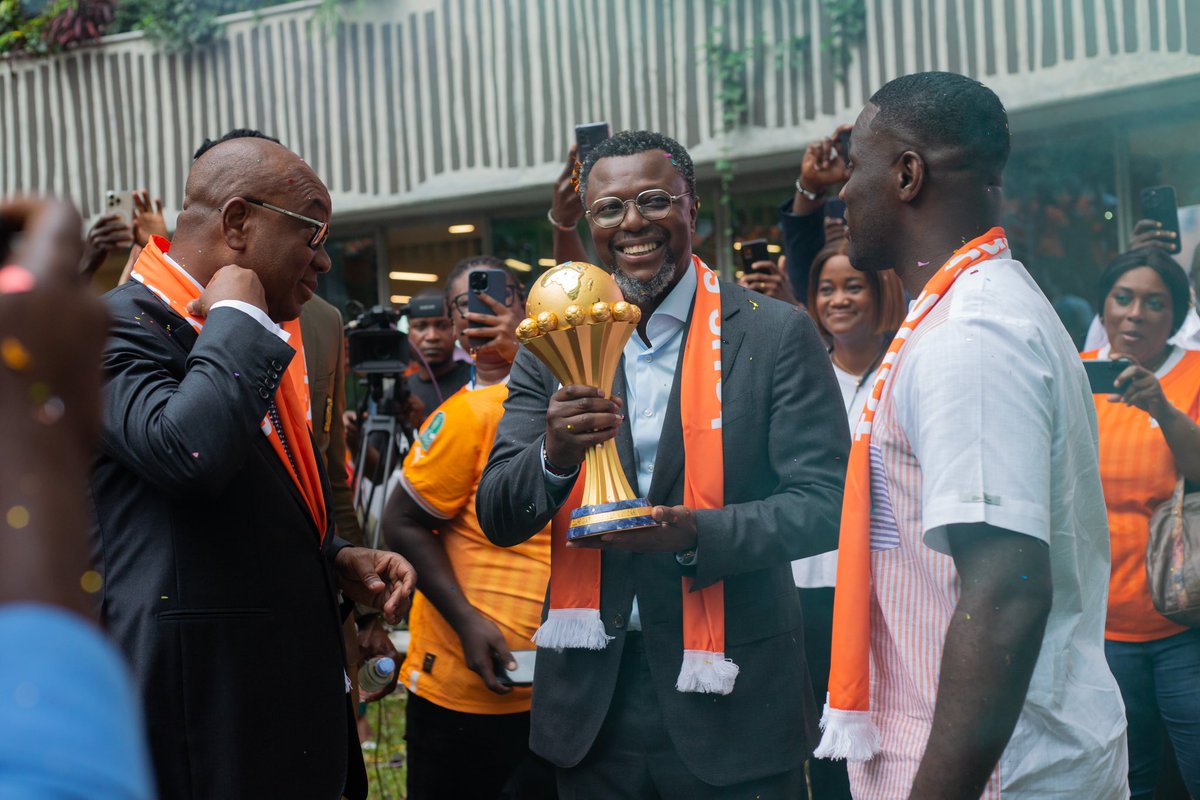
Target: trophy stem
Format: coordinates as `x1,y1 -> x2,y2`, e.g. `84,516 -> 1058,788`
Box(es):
567,440 -> 656,541
582,440 -> 638,507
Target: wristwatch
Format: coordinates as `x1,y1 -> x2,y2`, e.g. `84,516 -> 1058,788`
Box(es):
795,177 -> 824,201
675,548 -> 698,567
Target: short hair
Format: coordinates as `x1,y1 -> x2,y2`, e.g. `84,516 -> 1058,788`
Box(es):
806,236 -> 907,338
193,128 -> 282,160
1097,247 -> 1191,336
578,130 -> 695,203
869,72 -> 1010,181
445,255 -> 526,302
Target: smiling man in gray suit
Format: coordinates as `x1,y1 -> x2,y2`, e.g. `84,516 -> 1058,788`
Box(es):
476,130 -> 849,799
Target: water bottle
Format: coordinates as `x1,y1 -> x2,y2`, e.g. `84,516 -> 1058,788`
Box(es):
358,656 -> 396,694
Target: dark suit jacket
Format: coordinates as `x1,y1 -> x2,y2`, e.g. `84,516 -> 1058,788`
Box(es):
301,294 -> 364,545
91,282 -> 363,800
476,281 -> 849,787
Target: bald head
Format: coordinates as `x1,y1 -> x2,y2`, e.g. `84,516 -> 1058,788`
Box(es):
183,137 -> 325,216
170,136 -> 332,322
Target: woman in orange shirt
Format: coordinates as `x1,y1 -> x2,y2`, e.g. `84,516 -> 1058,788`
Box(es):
1085,247 -> 1200,800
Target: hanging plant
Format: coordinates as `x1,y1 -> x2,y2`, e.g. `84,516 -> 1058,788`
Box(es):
0,0 -> 113,56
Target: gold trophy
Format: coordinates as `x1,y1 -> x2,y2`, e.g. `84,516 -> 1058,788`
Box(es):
516,261 -> 656,541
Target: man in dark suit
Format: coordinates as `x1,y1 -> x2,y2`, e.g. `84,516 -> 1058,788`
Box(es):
90,135 -> 415,800
476,130 -> 849,798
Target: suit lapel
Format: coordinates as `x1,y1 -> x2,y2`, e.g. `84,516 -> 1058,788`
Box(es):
611,362 -> 638,488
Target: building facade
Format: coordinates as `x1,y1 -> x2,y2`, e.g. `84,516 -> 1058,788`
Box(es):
2,0 -> 1198,311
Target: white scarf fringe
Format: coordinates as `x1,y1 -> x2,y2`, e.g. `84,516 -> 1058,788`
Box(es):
532,608 -> 612,650
813,699 -> 881,762
675,650 -> 739,695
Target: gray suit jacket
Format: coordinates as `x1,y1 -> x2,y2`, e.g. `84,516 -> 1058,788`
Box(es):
476,281 -> 849,786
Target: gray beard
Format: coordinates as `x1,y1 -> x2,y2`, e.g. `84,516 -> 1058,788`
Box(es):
612,251 -> 678,306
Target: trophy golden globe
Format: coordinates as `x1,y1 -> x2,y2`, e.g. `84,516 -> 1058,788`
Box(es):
516,261 -> 656,542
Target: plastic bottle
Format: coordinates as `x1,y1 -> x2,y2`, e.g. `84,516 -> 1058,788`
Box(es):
358,656 -> 396,694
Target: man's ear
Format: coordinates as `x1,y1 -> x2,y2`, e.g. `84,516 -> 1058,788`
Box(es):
895,151 -> 925,203
220,198 -> 251,252
688,195 -> 698,234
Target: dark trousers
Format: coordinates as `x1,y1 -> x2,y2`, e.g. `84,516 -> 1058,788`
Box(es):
405,692 -> 557,800
1105,628 -> 1200,800
798,587 -> 852,800
556,632 -> 807,800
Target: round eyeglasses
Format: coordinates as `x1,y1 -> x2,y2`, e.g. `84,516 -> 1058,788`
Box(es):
585,189 -> 692,229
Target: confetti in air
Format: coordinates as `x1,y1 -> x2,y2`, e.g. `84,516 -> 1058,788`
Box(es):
35,397 -> 64,425
6,505 -> 30,529
80,571 -> 103,593
1,337 -> 32,371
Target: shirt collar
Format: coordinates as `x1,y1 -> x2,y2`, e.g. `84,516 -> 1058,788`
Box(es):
653,261 -> 697,325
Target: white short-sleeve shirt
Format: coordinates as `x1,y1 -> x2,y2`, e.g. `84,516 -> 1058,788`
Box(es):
849,257 -> 1128,799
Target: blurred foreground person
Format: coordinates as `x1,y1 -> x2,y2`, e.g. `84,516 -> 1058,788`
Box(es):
385,258 -> 556,800
0,197 -> 153,798
478,130 -> 848,798
1084,247 -> 1200,800
89,136 -> 415,800
816,71 -> 1127,799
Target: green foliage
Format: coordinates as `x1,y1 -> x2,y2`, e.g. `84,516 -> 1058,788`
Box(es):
820,0 -> 867,82
1,0 -> 95,57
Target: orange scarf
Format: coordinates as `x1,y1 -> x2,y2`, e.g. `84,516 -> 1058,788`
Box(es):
533,256 -> 738,694
814,227 -> 1009,761
131,236 -> 328,541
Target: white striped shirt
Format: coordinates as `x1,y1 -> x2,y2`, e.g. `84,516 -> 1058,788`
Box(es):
849,258 -> 1128,799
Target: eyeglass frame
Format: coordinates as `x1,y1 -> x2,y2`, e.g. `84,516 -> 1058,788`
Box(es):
243,197 -> 330,249
584,189 -> 693,229
449,285 -> 519,317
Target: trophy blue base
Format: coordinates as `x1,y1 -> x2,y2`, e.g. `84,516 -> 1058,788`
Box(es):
567,498 -> 657,541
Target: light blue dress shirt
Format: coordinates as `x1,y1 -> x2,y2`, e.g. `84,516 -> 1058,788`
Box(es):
543,267 -> 697,631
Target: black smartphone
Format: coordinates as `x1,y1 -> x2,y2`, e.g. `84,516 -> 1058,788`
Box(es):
836,129 -> 852,162
826,198 -> 846,221
1083,358 -> 1132,394
1140,186 -> 1181,255
574,121 -> 611,164
740,239 -> 771,274
0,215 -> 19,263
495,650 -> 536,687
467,268 -> 510,343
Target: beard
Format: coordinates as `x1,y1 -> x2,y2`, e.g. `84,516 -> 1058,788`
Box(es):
612,248 -> 679,306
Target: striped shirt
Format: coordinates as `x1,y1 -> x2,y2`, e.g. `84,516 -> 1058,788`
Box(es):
849,258 -> 1128,798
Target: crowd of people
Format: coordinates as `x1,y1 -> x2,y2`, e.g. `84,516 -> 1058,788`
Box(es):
2,68 -> 1200,800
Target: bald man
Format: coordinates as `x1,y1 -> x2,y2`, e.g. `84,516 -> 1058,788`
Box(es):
90,136 -> 415,800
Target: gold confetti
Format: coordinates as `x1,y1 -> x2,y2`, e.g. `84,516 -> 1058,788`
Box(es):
80,571 -> 103,593
6,506 -> 30,529
1,338 -> 32,371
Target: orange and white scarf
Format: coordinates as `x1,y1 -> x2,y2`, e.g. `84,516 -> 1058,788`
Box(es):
131,236 -> 328,541
533,256 -> 739,694
814,227 -> 1009,760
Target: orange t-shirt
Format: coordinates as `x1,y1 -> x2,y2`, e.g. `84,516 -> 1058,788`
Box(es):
397,382 -> 551,714
1085,348 -> 1200,642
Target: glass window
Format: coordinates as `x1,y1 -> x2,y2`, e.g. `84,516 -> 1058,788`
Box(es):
1003,127 -> 1120,306
320,233 -> 379,318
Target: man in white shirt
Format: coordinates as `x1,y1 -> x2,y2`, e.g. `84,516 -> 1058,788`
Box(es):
830,71 -> 1127,799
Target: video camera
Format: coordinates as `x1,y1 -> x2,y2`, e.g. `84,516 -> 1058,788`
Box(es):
344,294 -> 447,375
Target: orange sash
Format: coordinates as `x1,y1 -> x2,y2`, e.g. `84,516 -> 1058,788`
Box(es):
130,236 -> 328,541
535,256 -> 738,694
814,227 -> 1009,760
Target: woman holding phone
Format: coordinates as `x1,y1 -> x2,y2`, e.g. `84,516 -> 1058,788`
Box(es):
1083,247 -> 1200,800
793,234 -> 905,799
